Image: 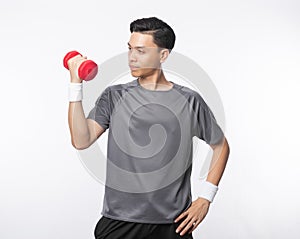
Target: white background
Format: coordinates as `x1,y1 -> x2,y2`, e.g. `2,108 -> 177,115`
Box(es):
1,0 -> 299,238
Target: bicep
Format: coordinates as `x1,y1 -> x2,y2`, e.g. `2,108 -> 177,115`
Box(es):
209,136 -> 228,150
87,118 -> 106,145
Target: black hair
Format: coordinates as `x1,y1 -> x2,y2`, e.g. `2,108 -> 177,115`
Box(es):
130,17 -> 176,53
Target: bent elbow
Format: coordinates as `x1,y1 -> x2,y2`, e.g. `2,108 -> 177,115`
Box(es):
71,140 -> 90,150
75,146 -> 88,150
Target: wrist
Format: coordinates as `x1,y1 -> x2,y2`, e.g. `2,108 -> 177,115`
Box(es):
68,82 -> 83,102
198,180 -> 218,203
70,80 -> 82,84
70,77 -> 82,84
196,197 -> 211,204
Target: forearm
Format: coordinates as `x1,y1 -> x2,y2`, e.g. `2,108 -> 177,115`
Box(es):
206,137 -> 230,186
68,101 -> 90,149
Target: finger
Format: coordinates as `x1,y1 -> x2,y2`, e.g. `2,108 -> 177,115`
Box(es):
188,220 -> 200,234
175,218 -> 187,233
179,219 -> 195,236
188,223 -> 195,234
69,57 -> 87,69
174,211 -> 188,222
175,216 -> 192,234
67,55 -> 83,67
68,54 -> 82,62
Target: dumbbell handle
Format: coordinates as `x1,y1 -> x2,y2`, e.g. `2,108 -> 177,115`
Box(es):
63,51 -> 98,81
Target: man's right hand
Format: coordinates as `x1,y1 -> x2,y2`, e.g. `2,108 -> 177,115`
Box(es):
67,54 -> 88,83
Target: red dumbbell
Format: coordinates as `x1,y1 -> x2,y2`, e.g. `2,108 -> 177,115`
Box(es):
63,51 -> 98,81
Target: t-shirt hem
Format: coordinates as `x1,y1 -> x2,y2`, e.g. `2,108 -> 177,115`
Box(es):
101,212 -> 175,224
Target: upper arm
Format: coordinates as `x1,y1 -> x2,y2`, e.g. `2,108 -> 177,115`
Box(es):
191,92 -> 224,145
209,136 -> 229,151
86,87 -> 111,141
87,118 -> 107,146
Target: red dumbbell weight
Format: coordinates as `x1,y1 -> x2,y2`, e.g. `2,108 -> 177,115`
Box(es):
63,51 -> 98,81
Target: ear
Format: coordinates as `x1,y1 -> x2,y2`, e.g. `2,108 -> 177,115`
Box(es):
160,49 -> 170,63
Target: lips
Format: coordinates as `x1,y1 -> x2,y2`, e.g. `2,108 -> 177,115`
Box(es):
129,65 -> 139,70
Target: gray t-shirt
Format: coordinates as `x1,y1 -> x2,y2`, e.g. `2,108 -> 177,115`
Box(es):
87,78 -> 224,224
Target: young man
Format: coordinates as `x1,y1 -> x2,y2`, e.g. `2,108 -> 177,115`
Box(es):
67,17 -> 230,239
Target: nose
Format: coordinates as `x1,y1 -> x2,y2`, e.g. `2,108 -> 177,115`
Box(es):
128,50 -> 137,63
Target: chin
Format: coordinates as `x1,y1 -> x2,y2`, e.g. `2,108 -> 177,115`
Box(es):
130,71 -> 141,77
130,72 -> 138,77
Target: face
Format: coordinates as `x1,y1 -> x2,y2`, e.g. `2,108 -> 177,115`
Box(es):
128,32 -> 167,78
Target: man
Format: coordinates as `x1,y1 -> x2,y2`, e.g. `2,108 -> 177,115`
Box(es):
67,16 -> 230,239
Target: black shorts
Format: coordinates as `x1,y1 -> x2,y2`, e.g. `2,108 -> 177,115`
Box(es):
94,216 -> 194,239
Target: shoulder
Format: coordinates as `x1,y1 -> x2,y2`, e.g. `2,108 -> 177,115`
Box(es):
105,79 -> 136,94
175,83 -> 209,110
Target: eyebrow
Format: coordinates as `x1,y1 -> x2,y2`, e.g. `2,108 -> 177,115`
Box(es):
127,42 -> 145,49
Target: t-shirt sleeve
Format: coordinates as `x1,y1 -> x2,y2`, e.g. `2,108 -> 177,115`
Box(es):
87,87 -> 111,130
192,92 -> 224,145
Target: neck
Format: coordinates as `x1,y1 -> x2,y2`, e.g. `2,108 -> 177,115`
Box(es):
138,70 -> 173,91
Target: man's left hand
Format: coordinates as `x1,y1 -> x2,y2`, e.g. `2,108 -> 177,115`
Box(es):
174,197 -> 210,236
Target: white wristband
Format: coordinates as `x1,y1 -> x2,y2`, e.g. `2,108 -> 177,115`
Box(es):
69,82 -> 83,102
198,181 -> 218,203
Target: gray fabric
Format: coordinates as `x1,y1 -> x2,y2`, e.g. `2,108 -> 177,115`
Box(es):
87,79 -> 224,224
